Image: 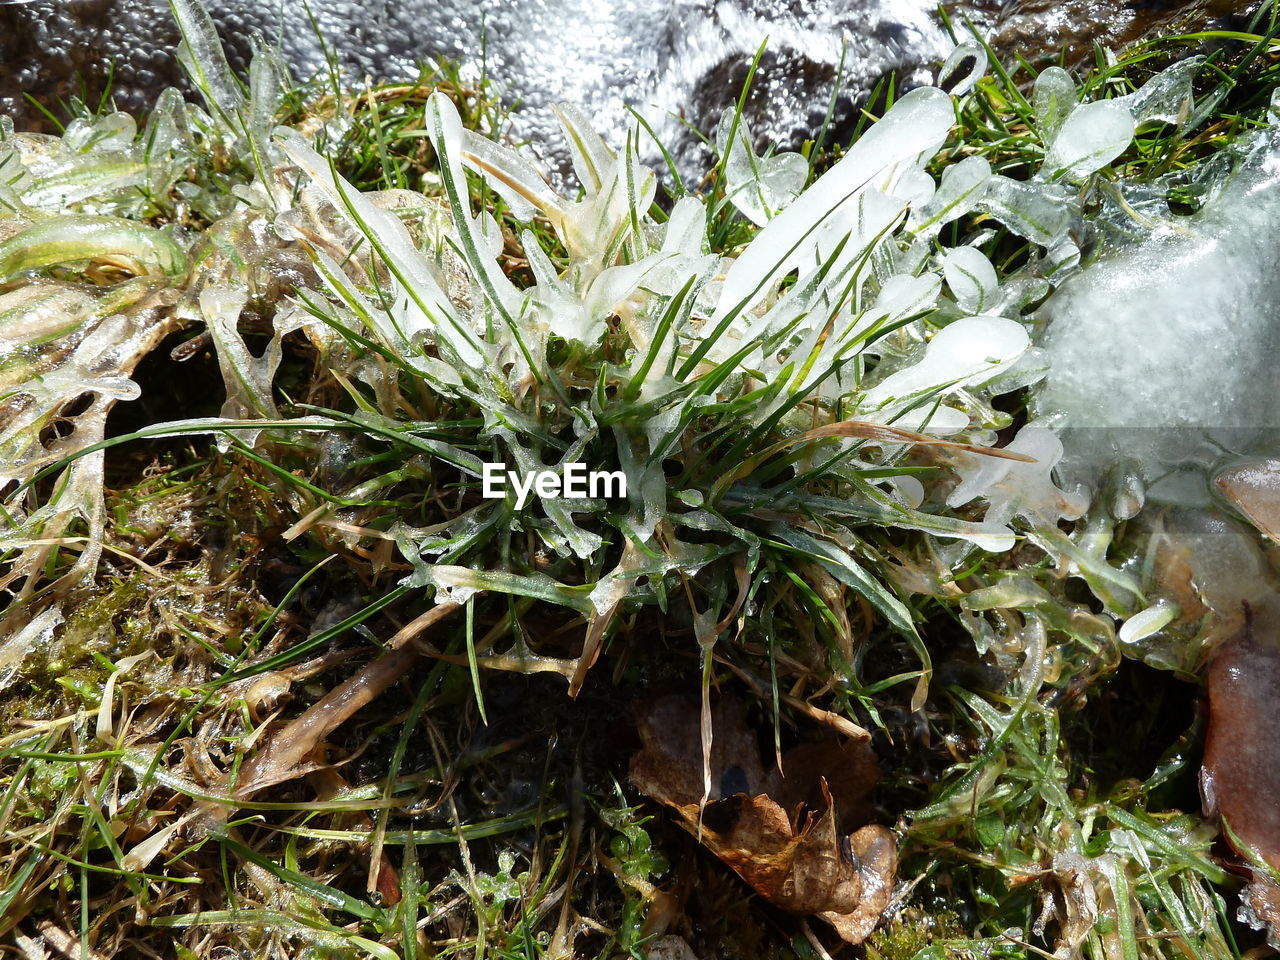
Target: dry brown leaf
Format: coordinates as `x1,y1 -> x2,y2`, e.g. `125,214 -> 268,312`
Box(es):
630,695 -> 897,944
127,602 -> 465,861
1243,879 -> 1280,950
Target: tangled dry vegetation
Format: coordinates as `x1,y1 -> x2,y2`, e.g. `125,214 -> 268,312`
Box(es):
2,1 -> 1280,958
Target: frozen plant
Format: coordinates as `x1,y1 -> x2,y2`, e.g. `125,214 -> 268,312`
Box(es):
0,0 -> 1205,697
262,70 -> 1069,699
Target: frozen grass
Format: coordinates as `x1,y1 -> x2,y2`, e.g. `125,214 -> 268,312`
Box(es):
1,1 -> 1280,957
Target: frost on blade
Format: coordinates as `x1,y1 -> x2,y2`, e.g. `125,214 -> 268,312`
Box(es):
247,40 -> 289,143
276,127 -> 488,371
198,283 -> 282,435
0,95 -> 194,219
1033,67 -> 1077,144
425,93 -> 536,375
978,176 -> 1074,246
464,98 -> 659,277
552,103 -> 615,196
0,69 -> 210,601
1118,57 -> 1203,127
715,86 -> 954,325
714,110 -> 807,227
0,280 -> 170,488
0,289 -> 176,596
942,246 -> 998,314
0,216 -> 187,282
860,316 -> 1031,417
0,606 -> 61,692
15,118 -> 146,214
868,275 -> 943,330
562,122 -> 657,271
1043,100 -> 1135,182
460,127 -> 565,226
937,40 -> 988,97
661,197 -> 707,256
910,156 -> 991,238
948,425 -> 1087,530
169,0 -> 246,127
459,102 -> 701,358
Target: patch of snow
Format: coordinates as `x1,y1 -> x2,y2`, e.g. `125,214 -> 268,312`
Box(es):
1034,130 -> 1280,506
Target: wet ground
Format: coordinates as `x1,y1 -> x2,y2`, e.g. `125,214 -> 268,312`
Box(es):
0,0 -> 1249,177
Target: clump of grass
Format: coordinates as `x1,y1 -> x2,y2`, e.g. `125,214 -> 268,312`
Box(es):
3,0 -> 1280,957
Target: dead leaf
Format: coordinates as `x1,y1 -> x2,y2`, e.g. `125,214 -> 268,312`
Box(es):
1202,614 -> 1280,873
1216,458 -> 1280,540
1243,878 -> 1280,950
630,695 -> 897,944
1203,607 -> 1280,949
131,602 -> 463,860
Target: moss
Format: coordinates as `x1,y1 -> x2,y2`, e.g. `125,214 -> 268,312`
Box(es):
867,910 -> 968,960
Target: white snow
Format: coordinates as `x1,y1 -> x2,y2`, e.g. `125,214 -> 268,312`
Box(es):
1034,130 -> 1280,505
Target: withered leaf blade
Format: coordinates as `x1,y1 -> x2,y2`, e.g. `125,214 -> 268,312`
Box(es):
630,695 -> 897,944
